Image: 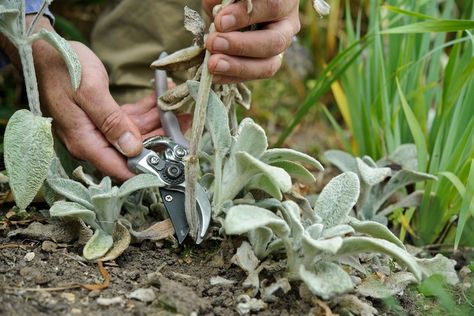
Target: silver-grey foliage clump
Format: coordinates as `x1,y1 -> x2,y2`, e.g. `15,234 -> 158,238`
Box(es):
47,172 -> 164,260
324,145 -> 437,223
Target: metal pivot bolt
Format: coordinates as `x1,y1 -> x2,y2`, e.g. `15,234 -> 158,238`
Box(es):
164,194 -> 173,202
149,156 -> 160,165
175,147 -> 186,158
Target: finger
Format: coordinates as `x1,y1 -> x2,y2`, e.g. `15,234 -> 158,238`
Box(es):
74,79 -> 143,157
208,53 -> 282,81
121,94 -> 157,116
214,0 -> 298,32
128,107 -> 161,135
57,126 -> 135,181
207,19 -> 296,58
202,0 -> 221,16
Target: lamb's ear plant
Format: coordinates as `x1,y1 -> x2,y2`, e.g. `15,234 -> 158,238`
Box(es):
0,0 -> 81,210
47,173 -> 164,260
325,144 -> 437,224
224,171 -> 458,300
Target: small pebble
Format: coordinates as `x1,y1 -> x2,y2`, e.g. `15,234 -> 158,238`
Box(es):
24,252 -> 35,262
128,288 -> 156,303
88,290 -> 101,298
60,292 -> 76,303
97,296 -> 124,306
41,241 -> 58,253
70,308 -> 82,315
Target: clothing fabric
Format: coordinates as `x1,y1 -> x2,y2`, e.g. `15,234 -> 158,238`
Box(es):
91,0 -> 202,104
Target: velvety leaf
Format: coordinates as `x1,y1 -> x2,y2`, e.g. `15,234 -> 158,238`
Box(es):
336,237 -> 422,280
336,295 -> 378,316
270,160 -> 316,184
47,178 -> 93,209
348,218 -> 406,250
98,176 -> 112,192
188,80 -> 231,155
299,263 -> 353,300
91,188 -> 120,235
306,224 -> 324,239
231,118 -> 267,159
224,205 -> 290,238
357,272 -> 417,298
378,190 -> 424,217
378,144 -> 418,170
83,229 -> 113,261
261,149 -> 324,171
248,227 -> 274,259
49,201 -> 98,229
280,201 -> 304,245
0,5 -> 20,41
361,155 -> 377,167
36,29 -> 82,90
322,224 -> 355,239
314,172 -> 360,228
255,198 -> 282,210
379,169 -> 437,208
98,222 -> 131,262
4,110 -> 54,210
222,152 -> 292,201
416,254 -> 459,285
324,150 -> 357,173
247,174 -> 283,200
303,235 -> 343,257
118,174 -> 164,199
356,158 -> 391,186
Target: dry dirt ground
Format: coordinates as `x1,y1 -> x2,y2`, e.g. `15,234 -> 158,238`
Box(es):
0,221 -> 312,316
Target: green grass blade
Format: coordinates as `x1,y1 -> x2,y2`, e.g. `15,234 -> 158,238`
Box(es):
454,160 -> 474,249
382,20 -> 474,34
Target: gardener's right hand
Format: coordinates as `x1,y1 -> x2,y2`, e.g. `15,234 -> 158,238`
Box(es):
30,17 -> 163,181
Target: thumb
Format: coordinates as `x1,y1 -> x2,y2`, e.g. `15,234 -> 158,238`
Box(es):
75,85 -> 143,157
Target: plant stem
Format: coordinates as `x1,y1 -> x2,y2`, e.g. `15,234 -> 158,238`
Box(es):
18,44 -> 42,116
26,0 -> 52,36
185,45 -> 213,238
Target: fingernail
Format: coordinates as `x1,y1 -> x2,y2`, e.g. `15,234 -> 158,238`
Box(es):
213,37 -> 229,51
221,15 -> 236,31
215,60 -> 230,73
117,132 -> 141,155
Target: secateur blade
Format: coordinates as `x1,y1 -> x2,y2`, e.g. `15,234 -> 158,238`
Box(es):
127,52 -> 211,244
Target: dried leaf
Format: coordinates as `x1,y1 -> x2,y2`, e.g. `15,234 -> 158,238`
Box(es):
98,222 -> 131,262
184,6 -> 205,45
150,46 -> 205,71
4,110 -> 54,210
357,272 -> 417,298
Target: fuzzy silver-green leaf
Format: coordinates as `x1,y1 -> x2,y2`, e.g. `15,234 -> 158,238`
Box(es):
47,177 -> 93,209
314,172 -> 360,228
348,218 -> 406,250
118,174 -> 164,199
49,201 -> 98,229
4,110 -> 54,210
224,204 -> 290,238
270,160 -> 316,184
83,228 -> 113,260
261,148 -> 324,171
299,263 -> 352,300
36,29 -> 82,90
356,158 -> 391,186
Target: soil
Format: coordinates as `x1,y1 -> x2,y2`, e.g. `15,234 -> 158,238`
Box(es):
0,221 -> 312,316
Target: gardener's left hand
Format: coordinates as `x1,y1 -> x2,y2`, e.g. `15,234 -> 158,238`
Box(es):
203,0 -> 300,83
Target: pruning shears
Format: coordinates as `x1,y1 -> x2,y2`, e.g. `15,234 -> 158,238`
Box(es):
127,53 -> 211,244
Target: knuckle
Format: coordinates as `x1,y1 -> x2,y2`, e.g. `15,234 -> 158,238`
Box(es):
271,30 -> 289,54
264,57 -> 282,78
267,0 -> 284,18
100,109 -> 123,136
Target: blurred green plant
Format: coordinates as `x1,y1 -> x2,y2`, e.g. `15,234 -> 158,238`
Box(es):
279,0 -> 474,247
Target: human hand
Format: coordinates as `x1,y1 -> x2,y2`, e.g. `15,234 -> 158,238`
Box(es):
202,0 -> 300,83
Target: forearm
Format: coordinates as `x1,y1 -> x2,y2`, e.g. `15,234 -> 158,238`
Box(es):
0,15 -> 55,68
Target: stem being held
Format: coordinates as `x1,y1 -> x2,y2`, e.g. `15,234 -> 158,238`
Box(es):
18,44 -> 42,116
